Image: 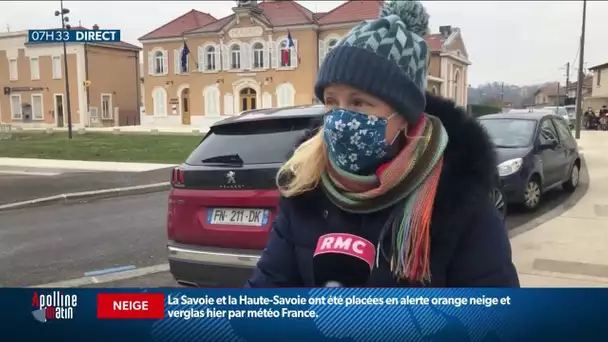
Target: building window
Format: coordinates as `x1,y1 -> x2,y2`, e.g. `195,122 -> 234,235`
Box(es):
152,87 -> 167,116
230,44 -> 241,69
252,42 -> 265,69
9,59 -> 18,81
154,51 -> 165,74
198,44 -> 219,72
52,56 -> 62,79
319,36 -> 340,66
30,58 -> 40,80
101,94 -> 113,119
148,50 -> 167,75
203,85 -> 220,117
598,70 -> 602,87
10,95 -> 22,119
276,83 -> 296,107
206,45 -> 216,71
31,94 -> 43,120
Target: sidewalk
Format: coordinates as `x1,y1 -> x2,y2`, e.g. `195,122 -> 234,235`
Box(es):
14,125 -> 210,135
0,166 -> 173,206
0,157 -> 176,172
512,131 -> 608,287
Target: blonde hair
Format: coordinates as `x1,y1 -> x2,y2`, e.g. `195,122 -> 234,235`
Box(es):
277,130 -> 327,197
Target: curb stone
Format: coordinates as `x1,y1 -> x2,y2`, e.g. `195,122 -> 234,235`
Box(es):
0,182 -> 170,212
30,263 -> 171,288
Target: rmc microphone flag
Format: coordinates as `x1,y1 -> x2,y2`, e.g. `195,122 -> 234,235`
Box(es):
2,288 -> 608,341
312,233 -> 376,287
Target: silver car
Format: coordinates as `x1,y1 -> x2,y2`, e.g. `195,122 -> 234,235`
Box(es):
543,106 -> 575,129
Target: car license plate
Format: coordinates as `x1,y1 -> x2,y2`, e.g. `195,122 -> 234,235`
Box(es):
207,208 -> 269,227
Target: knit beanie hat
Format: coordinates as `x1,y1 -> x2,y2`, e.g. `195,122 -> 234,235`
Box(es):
315,0 -> 430,125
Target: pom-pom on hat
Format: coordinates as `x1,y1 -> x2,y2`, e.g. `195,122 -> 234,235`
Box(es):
315,0 -> 430,125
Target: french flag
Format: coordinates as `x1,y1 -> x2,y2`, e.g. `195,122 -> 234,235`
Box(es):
282,30 -> 296,66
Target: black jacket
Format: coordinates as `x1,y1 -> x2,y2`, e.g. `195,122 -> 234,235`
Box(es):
248,93 -> 520,287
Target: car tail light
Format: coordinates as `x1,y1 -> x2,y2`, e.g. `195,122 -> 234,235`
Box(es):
171,167 -> 185,188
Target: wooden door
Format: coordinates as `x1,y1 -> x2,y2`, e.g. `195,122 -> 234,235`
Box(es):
239,88 -> 257,112
181,89 -> 190,125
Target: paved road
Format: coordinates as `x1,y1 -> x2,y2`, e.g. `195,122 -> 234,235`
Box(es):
0,192 -> 169,287
83,188 -> 581,288
0,171 -> 587,288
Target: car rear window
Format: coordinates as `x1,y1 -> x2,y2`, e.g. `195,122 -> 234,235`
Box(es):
185,118 -> 317,166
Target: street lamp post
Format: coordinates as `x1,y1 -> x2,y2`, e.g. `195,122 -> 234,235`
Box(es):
574,0 -> 587,139
55,0 -> 73,139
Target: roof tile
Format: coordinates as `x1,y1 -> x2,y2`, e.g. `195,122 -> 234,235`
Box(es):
139,10 -> 216,41
567,75 -> 593,90
186,15 -> 233,34
258,1 -> 315,26
313,12 -> 328,21
317,0 -> 383,25
425,34 -> 443,52
145,0 -> 456,55
538,83 -> 566,97
589,61 -> 608,71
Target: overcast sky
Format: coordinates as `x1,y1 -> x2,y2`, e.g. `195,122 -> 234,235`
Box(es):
2,1 -> 606,87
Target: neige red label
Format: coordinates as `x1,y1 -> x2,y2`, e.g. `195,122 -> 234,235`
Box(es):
97,293 -> 165,319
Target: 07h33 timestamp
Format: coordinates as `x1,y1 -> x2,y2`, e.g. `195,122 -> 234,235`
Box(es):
28,30 -> 70,43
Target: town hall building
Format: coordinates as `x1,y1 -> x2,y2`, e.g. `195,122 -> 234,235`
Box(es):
139,0 -> 471,127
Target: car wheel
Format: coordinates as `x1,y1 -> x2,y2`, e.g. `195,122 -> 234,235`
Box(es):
492,187 -> 507,220
523,178 -> 542,211
563,163 -> 580,193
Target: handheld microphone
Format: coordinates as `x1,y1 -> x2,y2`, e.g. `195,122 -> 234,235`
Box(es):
313,233 -> 376,287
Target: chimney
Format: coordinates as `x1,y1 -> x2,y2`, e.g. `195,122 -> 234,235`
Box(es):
93,24 -> 99,30
439,25 -> 452,39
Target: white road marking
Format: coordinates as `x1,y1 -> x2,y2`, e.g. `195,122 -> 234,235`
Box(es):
30,263 -> 170,288
84,265 -> 137,277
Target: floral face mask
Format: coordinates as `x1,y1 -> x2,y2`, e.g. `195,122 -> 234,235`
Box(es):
323,108 -> 399,174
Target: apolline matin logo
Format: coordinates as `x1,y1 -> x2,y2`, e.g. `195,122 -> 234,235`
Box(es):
31,291 -> 78,323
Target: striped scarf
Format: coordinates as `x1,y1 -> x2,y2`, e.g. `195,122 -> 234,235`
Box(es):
320,114 -> 449,283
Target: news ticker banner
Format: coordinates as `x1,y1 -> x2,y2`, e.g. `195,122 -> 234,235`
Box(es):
2,288 -> 607,342
28,29 -> 121,44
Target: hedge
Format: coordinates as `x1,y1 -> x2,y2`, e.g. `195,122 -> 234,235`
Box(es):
469,104 -> 502,118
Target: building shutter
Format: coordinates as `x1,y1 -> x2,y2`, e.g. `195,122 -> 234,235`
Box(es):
290,39 -> 298,68
318,40 -> 326,68
162,50 -> 169,75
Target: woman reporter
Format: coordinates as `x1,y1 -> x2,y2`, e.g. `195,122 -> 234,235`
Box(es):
247,0 -> 519,287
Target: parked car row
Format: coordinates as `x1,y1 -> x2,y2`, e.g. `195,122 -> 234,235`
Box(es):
165,105 -> 580,287
479,111 -> 581,211
542,105 -> 576,129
